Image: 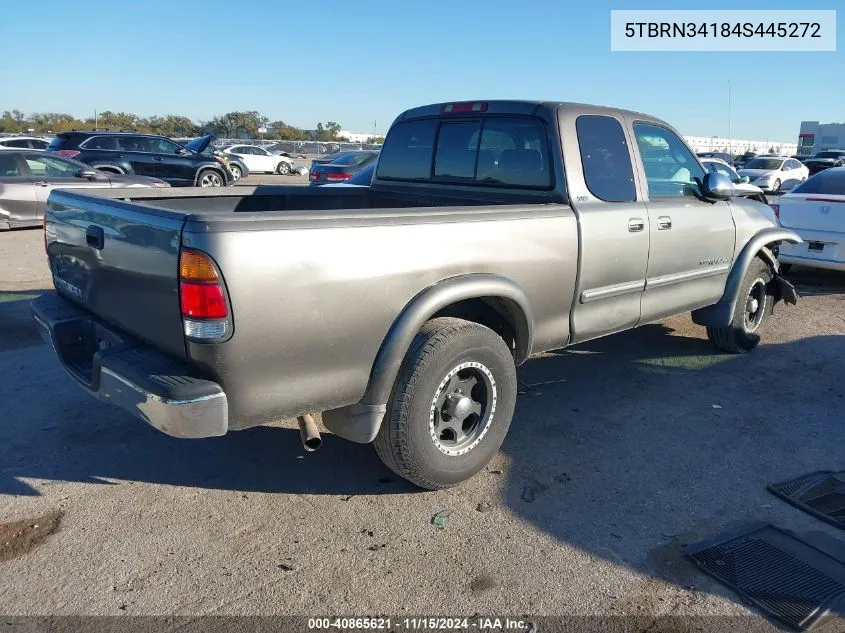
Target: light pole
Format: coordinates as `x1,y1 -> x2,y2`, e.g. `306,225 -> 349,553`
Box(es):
727,80 -> 731,159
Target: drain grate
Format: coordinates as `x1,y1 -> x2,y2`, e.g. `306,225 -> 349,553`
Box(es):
769,471 -> 845,530
686,523 -> 845,630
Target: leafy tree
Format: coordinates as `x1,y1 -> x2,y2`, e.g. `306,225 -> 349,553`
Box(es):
202,111 -> 269,139
314,121 -> 342,141
147,115 -> 199,138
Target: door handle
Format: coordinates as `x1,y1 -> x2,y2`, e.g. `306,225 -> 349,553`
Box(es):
154,156 -> 163,161
33,181 -> 50,187
628,218 -> 645,232
657,216 -> 672,230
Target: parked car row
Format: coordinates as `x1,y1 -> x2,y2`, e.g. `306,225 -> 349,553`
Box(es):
699,149 -> 845,178
47,131 -> 235,188
771,167 -> 845,273
0,150 -> 169,229
308,150 -> 379,186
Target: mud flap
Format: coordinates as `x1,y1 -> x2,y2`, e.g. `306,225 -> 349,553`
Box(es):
768,274 -> 800,312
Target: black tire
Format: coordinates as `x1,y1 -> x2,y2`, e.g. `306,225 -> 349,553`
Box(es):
197,168 -> 224,187
373,317 -> 517,490
276,161 -> 291,175
706,257 -> 773,354
229,164 -> 242,181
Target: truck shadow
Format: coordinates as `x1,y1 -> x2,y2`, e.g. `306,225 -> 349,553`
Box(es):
0,289 -> 48,353
2,291 -> 845,620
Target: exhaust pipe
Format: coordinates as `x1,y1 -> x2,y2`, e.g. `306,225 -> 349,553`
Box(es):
297,414 -> 322,452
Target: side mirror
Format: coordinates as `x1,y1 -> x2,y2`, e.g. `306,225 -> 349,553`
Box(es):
739,176 -> 750,184
77,169 -> 99,180
701,172 -> 736,200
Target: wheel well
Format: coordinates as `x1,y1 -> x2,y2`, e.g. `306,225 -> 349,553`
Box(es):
196,166 -> 224,183
431,297 -> 522,360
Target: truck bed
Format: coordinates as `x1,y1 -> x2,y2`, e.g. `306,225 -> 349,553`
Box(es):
44,185 -> 577,427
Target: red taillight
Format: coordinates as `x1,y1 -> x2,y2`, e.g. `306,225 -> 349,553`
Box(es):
180,282 -> 228,319
179,250 -> 228,319
309,171 -> 318,180
55,150 -> 80,158
441,101 -> 488,113
325,172 -> 352,181
769,202 -> 780,221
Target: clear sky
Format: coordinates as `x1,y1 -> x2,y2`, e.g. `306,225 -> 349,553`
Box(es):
0,0 -> 841,140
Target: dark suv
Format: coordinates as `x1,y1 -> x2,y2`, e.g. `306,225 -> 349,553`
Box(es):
47,131 -> 233,187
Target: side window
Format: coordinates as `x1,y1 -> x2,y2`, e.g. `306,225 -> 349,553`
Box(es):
434,121 -> 481,180
83,136 -> 117,150
575,115 -> 636,202
30,139 -> 49,150
24,155 -> 80,177
633,122 -> 706,199
116,136 -> 152,153
148,137 -> 182,154
0,153 -> 22,177
5,139 -> 30,148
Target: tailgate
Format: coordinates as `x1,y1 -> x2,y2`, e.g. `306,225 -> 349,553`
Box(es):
45,189 -> 188,359
779,195 -> 845,233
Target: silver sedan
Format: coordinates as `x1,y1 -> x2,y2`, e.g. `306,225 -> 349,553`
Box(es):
0,150 -> 169,230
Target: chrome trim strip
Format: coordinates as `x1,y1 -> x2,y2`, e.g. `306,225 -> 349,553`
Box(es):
646,265 -> 730,290
580,279 -> 645,303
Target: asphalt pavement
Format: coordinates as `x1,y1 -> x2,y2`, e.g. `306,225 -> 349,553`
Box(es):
1,227 -> 844,628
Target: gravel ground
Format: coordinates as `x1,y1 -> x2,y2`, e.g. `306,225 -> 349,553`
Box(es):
1,227 -> 844,628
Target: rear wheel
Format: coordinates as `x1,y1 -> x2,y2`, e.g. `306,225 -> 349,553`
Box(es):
707,257 -> 773,354
373,317 -> 517,490
276,161 -> 290,175
229,164 -> 242,181
197,169 -> 223,187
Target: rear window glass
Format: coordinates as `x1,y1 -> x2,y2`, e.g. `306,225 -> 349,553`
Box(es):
793,169 -> 845,195
377,120 -> 437,180
377,117 -> 551,189
435,121 -> 480,179
332,152 -> 376,166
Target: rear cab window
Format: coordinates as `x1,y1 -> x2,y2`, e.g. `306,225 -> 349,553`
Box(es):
377,116 -> 552,189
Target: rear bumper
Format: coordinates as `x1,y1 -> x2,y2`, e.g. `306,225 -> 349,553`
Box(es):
31,291 -> 228,439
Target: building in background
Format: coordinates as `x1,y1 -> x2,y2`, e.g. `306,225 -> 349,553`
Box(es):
797,121 -> 845,156
683,135 -> 797,156
339,130 -> 382,143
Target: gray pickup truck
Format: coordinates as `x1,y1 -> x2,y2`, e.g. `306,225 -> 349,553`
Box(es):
32,100 -> 801,490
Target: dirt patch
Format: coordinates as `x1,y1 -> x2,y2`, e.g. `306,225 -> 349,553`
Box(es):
0,510 -> 64,562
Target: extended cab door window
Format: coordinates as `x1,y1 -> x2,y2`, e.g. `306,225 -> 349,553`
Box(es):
575,115 -> 636,202
633,123 -> 706,199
